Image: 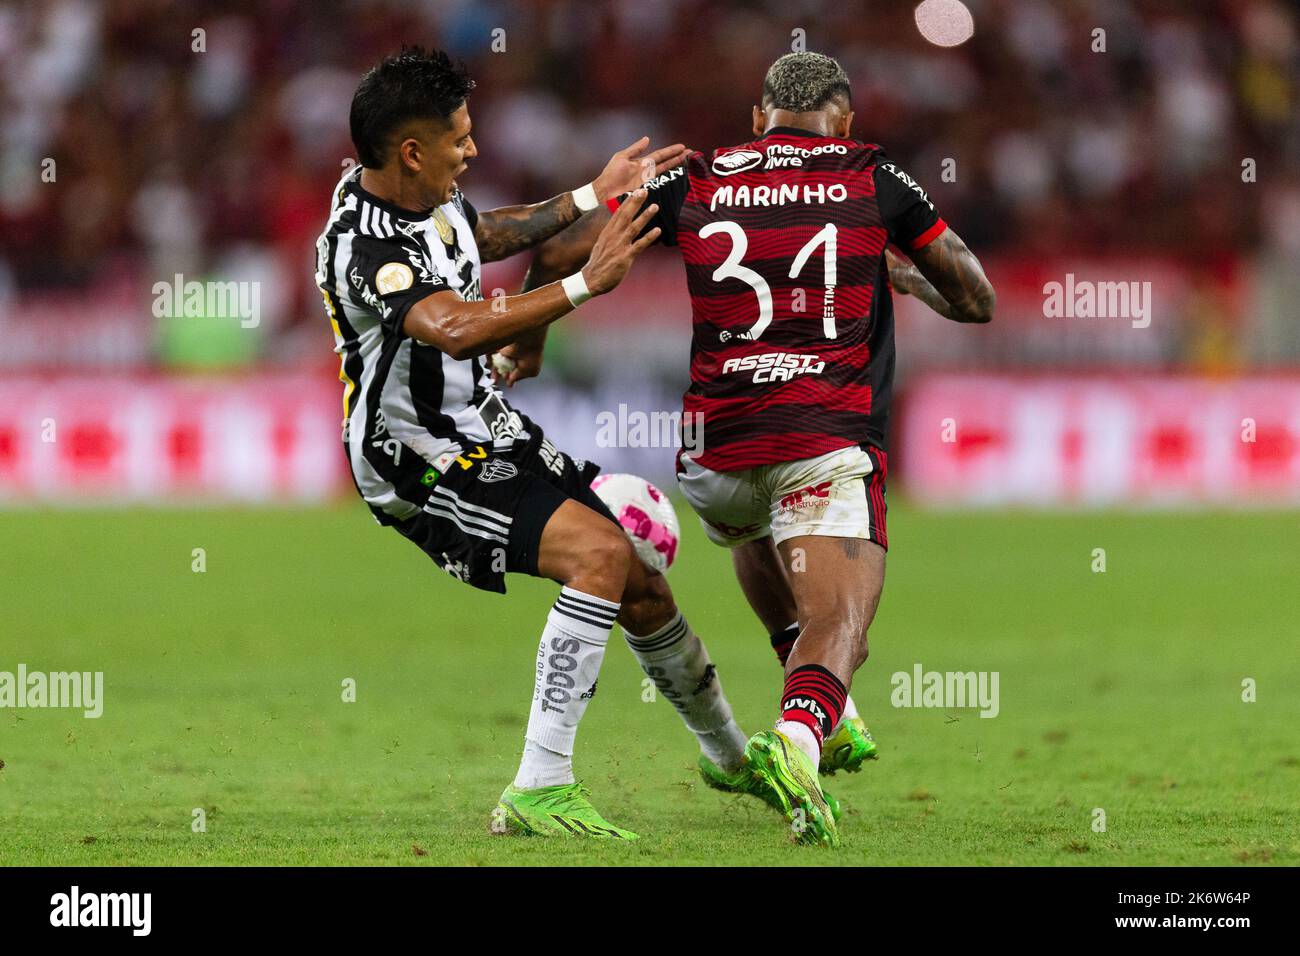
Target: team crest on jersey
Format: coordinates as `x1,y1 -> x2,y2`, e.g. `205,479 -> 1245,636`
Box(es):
478,458 -> 519,483
712,148 -> 763,176
376,262 -> 414,294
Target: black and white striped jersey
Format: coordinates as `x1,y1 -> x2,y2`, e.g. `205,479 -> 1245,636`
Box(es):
314,165 -> 530,525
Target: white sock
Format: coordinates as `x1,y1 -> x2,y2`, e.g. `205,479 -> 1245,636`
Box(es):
832,693 -> 860,734
513,587 -> 620,790
625,611 -> 747,773
515,739 -> 572,789
775,718 -> 821,767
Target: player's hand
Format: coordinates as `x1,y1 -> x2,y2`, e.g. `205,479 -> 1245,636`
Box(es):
580,189 -> 660,296
592,136 -> 688,201
490,341 -> 543,387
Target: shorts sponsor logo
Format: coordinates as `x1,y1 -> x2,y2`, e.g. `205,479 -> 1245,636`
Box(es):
439,553 -> 471,582
537,438 -> 566,477
711,148 -> 763,176
779,481 -> 833,512
478,458 -> 519,483
643,166 -> 686,191
704,518 -> 762,538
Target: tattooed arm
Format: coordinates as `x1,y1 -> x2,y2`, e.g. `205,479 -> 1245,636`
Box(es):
524,209 -> 610,283
473,137 -> 687,263
473,192 -> 582,263
886,229 -> 996,324
408,192 -> 660,360
485,209 -> 611,386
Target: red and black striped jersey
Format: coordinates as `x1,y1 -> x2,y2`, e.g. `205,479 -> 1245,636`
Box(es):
611,127 -> 946,471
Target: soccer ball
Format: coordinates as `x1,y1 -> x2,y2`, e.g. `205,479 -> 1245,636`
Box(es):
590,473 -> 681,572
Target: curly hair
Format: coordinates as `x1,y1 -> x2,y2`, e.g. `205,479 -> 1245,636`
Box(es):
761,52 -> 851,113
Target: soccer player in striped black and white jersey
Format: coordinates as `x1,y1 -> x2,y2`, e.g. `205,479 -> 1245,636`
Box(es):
315,48 -> 752,839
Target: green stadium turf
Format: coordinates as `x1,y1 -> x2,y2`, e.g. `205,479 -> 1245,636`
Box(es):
1,502 -> 1296,866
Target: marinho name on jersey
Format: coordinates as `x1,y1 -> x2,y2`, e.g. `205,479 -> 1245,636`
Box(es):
710,181 -> 851,209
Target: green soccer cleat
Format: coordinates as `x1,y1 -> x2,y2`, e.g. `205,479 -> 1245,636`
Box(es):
698,754 -> 842,822
820,716 -> 879,775
741,730 -> 840,848
493,783 -> 639,840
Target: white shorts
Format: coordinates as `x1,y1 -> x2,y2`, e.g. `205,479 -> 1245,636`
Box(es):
676,445 -> 889,550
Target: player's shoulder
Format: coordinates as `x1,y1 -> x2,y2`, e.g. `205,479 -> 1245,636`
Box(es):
326,167 -> 431,250
449,186 -> 477,228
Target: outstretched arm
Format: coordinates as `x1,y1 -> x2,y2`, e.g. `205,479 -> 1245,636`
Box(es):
886,228 -> 995,324
489,209 -> 612,386
408,192 -> 660,358
473,192 -> 582,264
523,208 -> 611,287
473,138 -> 685,263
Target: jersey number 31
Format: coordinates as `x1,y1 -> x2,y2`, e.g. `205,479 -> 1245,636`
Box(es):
700,220 -> 838,341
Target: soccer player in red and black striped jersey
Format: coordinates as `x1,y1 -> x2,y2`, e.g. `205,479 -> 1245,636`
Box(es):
520,52 -> 994,845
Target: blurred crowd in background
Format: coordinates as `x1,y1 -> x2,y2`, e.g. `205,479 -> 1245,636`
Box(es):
1,0 -> 1298,365
1,0 -> 1298,503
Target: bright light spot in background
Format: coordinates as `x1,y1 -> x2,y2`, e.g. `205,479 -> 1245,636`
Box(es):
914,0 -> 975,48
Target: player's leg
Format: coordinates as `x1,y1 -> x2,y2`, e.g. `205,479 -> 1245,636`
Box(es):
496,497 -> 638,836
673,456 -> 829,812
773,534 -> 884,759
739,534 -> 882,847
558,466 -> 749,775
732,535 -> 877,773
737,447 -> 888,846
617,555 -> 748,774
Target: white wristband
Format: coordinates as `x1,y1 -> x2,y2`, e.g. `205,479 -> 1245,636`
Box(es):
561,272 -> 592,308
571,182 -> 599,212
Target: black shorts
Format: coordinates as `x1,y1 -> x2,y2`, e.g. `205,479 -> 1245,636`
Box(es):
394,428 -> 616,594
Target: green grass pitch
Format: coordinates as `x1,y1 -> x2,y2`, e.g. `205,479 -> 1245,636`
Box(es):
1,501 -> 1296,866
